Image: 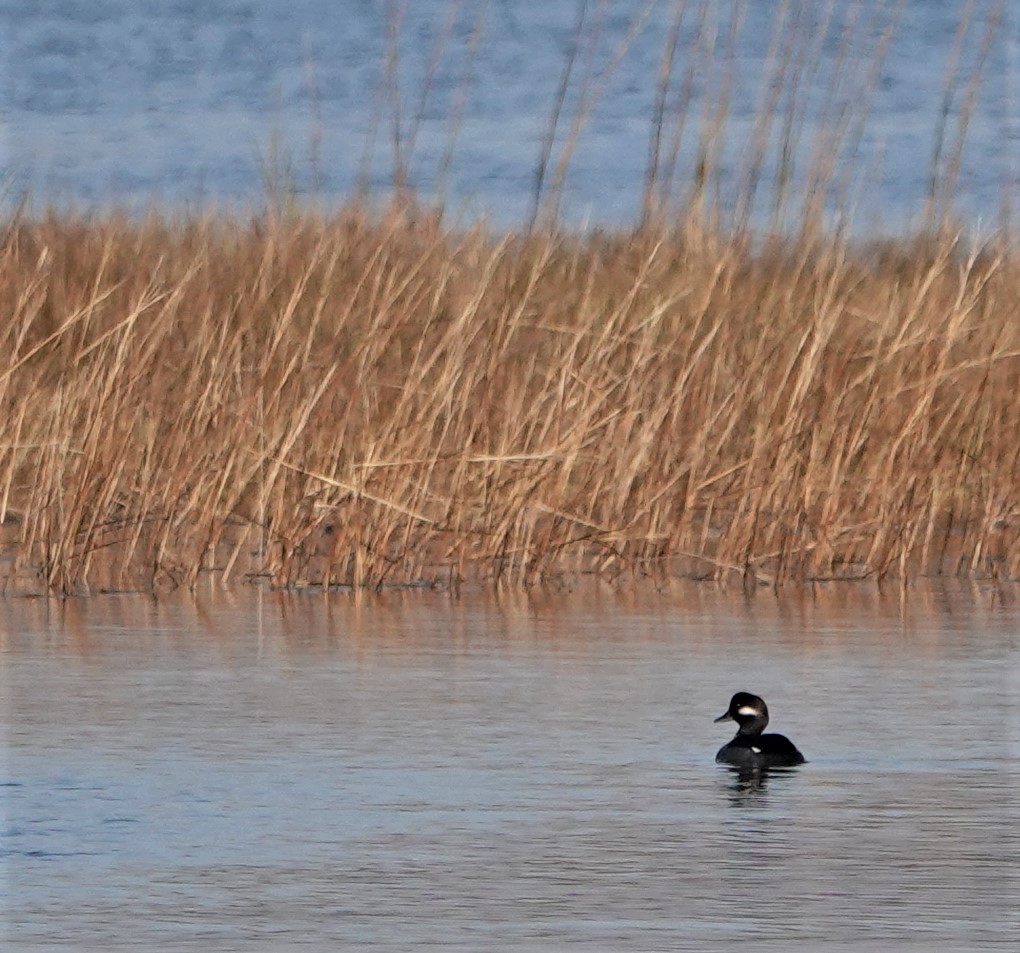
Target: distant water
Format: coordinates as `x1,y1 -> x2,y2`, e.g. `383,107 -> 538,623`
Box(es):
2,584 -> 1019,951
2,0 -> 1019,229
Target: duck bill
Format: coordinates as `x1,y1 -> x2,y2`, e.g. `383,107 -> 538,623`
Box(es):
713,712 -> 733,723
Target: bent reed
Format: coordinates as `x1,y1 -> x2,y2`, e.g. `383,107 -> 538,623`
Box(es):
1,207 -> 1018,593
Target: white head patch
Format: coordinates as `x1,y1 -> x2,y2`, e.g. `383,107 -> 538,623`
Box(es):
737,705 -> 761,716
751,746 -> 762,754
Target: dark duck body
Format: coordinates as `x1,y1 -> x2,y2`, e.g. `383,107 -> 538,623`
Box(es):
714,692 -> 805,770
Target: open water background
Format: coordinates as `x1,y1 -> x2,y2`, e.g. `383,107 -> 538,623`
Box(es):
2,0 -> 1018,228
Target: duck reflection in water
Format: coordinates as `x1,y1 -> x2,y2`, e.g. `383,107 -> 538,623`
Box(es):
720,763 -> 808,799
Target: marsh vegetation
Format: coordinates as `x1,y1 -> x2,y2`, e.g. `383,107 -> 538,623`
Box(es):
2,1 -> 1016,592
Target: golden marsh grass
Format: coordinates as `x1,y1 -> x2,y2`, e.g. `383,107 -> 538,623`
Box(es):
2,1 -> 1016,592
1,208 -> 1018,592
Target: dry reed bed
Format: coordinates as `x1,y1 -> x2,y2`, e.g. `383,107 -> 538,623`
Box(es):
1,209 -> 1018,592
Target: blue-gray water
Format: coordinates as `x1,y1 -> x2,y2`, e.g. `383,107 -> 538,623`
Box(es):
2,585 -> 1019,951
2,0 -> 1018,229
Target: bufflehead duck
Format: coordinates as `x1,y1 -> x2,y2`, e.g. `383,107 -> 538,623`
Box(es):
714,691 -> 805,769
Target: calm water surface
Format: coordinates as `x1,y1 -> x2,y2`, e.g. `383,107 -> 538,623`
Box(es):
2,584 -> 1018,951
3,0 -> 1018,227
